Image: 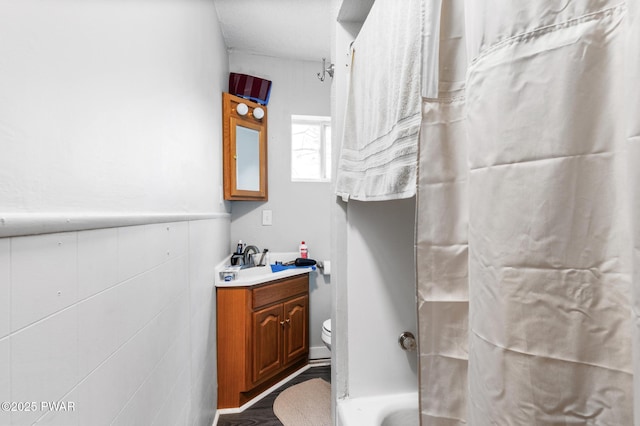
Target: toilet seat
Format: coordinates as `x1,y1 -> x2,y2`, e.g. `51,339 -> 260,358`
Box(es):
322,319 -> 331,333
322,319 -> 331,350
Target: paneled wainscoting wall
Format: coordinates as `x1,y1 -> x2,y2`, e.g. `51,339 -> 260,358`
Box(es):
0,216 -> 229,426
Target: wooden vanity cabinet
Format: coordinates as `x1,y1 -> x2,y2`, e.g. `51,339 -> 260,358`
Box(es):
252,294 -> 308,383
217,274 -> 309,409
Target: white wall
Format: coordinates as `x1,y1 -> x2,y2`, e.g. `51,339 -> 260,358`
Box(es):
0,0 -> 228,216
346,199 -> 418,397
0,1 -> 230,425
331,0 -> 418,408
330,9 -> 359,413
228,51 -> 333,358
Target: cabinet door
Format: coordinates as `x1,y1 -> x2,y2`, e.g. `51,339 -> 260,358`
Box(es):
252,304 -> 283,384
283,295 -> 309,365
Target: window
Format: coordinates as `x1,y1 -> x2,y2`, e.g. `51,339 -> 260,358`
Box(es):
291,115 -> 331,182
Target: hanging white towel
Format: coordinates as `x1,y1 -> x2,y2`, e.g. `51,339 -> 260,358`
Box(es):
335,0 -> 424,201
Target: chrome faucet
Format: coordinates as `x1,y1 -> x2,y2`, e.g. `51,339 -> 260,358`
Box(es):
243,245 -> 260,268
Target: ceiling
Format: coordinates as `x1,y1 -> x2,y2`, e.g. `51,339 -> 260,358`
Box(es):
213,0 -> 333,62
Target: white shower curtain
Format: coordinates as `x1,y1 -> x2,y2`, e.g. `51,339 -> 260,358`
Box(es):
417,0 -> 469,424
417,0 -> 640,424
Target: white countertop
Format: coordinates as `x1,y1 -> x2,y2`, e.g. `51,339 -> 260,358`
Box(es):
215,251 -> 313,287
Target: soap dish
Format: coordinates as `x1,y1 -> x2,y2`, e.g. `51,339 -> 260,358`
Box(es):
219,265 -> 241,282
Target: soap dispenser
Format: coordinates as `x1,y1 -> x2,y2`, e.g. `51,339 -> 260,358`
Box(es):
231,240 -> 244,266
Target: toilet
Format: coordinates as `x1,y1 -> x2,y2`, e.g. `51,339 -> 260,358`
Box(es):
321,319 -> 331,350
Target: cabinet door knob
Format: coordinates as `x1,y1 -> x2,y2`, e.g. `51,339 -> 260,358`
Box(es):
280,321 -> 285,326
285,318 -> 290,324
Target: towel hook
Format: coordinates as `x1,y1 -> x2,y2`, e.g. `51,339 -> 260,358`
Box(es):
317,58 -> 334,82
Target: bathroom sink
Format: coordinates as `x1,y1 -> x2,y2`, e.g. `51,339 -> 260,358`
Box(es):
238,265 -> 271,275
215,252 -> 312,287
238,264 -> 255,270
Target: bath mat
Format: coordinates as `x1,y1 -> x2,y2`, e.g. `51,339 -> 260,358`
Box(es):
273,378 -> 331,426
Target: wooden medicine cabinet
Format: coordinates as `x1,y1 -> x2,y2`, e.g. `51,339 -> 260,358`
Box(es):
222,92 -> 268,200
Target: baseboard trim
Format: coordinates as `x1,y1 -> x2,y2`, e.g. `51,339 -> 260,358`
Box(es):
217,364 -> 312,415
310,345 -> 331,360
216,361 -> 331,416
309,358 -> 331,366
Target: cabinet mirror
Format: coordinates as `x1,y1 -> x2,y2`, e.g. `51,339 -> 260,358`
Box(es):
222,92 -> 268,200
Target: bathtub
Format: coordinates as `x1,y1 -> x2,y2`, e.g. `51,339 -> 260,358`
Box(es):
337,392 -> 418,426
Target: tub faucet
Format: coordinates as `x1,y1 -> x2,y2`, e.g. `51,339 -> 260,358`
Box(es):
243,245 -> 260,268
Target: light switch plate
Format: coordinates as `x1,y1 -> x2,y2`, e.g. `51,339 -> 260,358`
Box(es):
262,210 -> 273,226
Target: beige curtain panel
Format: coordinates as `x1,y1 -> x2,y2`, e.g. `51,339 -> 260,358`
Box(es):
339,0 -> 640,424
418,0 -> 640,424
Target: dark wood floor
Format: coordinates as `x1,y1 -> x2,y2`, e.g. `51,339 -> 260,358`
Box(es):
217,364 -> 331,426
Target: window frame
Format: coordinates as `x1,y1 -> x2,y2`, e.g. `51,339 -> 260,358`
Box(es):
290,114 -> 332,183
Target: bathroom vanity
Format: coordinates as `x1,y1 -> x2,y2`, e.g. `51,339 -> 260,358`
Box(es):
216,271 -> 309,409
